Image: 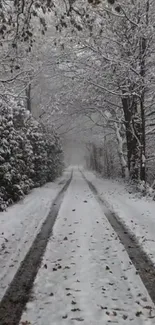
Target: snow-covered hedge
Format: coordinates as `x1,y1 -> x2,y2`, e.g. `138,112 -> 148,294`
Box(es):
0,96 -> 64,211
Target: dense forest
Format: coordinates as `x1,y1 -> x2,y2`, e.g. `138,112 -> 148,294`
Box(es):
1,0 -> 155,208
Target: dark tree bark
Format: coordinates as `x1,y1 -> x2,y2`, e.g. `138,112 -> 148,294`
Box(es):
25,84 -> 31,112
122,93 -> 142,181
122,95 -> 132,172
139,31 -> 147,181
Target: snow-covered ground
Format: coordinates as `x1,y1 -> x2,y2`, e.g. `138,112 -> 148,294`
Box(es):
0,170 -> 70,301
21,170 -> 155,325
84,170 -> 155,266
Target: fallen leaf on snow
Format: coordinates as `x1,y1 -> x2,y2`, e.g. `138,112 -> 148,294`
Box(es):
71,308 -> 81,312
71,300 -> 77,305
62,315 -> 68,319
135,311 -> 143,317
71,317 -> 84,322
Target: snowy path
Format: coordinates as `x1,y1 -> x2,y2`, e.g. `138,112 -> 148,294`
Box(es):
0,170 -> 70,301
83,171 -> 155,266
21,170 -> 155,325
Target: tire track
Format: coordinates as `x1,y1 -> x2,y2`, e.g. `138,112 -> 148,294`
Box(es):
0,173 -> 72,325
82,171 -> 155,305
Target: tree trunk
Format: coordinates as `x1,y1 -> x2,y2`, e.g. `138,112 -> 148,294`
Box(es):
139,35 -> 147,181
122,94 -> 141,181
140,94 -> 146,181
103,137 -> 111,177
114,122 -> 129,179
26,84 -> 31,112
122,96 -> 132,172
138,0 -> 149,181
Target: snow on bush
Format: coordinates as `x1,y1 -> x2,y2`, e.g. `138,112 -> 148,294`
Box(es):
0,96 -> 64,211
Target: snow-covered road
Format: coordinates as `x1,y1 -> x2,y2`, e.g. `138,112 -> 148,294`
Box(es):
21,169 -> 155,325
84,171 -> 155,266
0,170 -> 70,301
